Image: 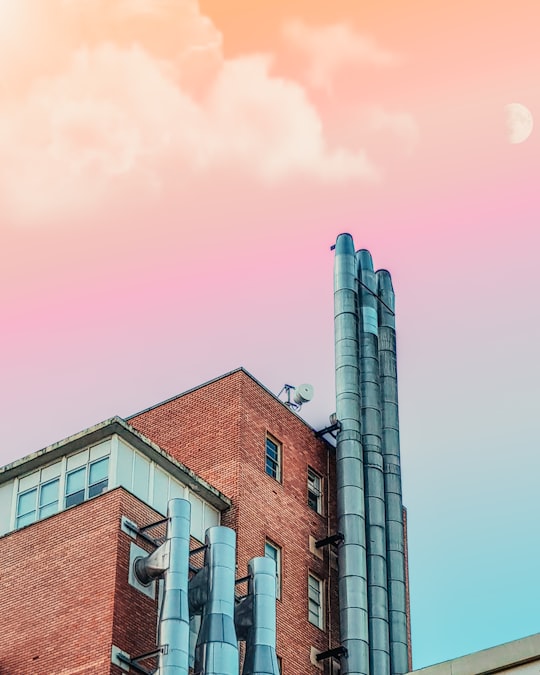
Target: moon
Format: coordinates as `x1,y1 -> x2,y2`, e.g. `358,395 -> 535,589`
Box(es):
505,103 -> 533,144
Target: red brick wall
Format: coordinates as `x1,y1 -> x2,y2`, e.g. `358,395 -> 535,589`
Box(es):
0,487 -> 176,675
130,369 -> 341,674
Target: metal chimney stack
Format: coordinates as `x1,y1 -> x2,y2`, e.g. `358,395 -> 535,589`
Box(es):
377,270 -> 408,674
334,233 -> 370,675
333,234 -> 408,675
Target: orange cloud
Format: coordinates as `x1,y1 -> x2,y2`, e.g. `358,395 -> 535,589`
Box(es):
0,1 -> 388,226
282,19 -> 401,93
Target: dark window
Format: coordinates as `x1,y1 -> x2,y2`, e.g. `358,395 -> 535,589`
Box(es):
307,467 -> 322,513
265,436 -> 281,481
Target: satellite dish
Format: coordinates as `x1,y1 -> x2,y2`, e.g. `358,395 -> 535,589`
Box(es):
293,383 -> 314,405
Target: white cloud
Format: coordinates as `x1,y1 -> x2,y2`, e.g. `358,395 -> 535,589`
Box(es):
0,1 -> 397,225
363,106 -> 419,155
282,18 -> 400,92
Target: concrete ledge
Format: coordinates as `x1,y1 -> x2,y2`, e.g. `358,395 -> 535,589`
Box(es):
409,632 -> 540,675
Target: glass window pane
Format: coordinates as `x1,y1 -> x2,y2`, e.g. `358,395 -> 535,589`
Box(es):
265,543 -> 278,562
153,467 -> 169,515
17,488 -> 37,516
65,490 -> 85,508
265,437 -> 281,481
88,480 -> 107,498
66,449 -> 88,471
39,502 -> 58,519
89,457 -> 109,485
41,461 -> 61,483
19,471 -> 40,492
40,479 -> 59,507
66,467 -> 86,495
17,511 -> 36,528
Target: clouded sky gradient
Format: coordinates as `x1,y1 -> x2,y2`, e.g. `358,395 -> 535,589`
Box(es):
1,0 -> 539,669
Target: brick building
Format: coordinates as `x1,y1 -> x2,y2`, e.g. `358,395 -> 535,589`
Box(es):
1,367 -> 403,675
0,236 -> 412,675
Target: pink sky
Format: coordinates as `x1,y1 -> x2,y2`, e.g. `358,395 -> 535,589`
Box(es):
1,0 -> 539,669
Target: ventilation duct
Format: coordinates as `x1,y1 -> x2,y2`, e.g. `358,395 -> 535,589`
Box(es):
236,557 -> 280,675
194,527 -> 239,675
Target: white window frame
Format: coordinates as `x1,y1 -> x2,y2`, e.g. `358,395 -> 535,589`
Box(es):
308,573 -> 324,629
307,467 -> 323,514
265,434 -> 282,482
65,455 -> 110,509
265,539 -> 282,599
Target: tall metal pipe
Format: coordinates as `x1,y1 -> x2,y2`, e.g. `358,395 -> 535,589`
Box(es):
134,498 -> 191,675
241,557 -> 281,675
194,526 -> 239,675
334,233 -> 370,675
357,250 -> 391,675
376,270 -> 409,674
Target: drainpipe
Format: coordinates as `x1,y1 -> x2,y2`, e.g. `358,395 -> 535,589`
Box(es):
376,270 -> 408,674
357,250 -> 390,675
334,233 -> 370,675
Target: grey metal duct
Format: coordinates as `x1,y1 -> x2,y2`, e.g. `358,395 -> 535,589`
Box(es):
357,250 -> 391,675
134,498 -> 191,675
376,269 -> 408,674
237,557 -> 280,675
334,233 -> 370,675
194,526 -> 239,675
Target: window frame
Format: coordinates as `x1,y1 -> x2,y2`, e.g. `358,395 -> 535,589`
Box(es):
65,455 -> 110,509
307,466 -> 323,514
307,572 -> 325,630
15,474 -> 61,529
264,538 -> 282,600
265,434 -> 282,482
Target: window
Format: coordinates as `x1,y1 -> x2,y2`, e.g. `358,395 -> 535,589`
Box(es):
39,479 -> 60,519
16,470 -> 60,528
331,658 -> 341,674
277,655 -> 282,674
65,456 -> 109,508
308,573 -> 324,629
265,539 -> 282,599
307,467 -> 323,514
265,435 -> 281,481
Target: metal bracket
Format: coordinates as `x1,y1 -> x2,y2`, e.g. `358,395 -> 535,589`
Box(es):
122,518 -> 169,549
315,422 -> 340,438
315,533 -> 344,549
315,646 -> 348,662
116,648 -> 161,674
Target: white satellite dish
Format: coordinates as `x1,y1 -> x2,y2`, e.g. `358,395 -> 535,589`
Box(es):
293,383 -> 314,405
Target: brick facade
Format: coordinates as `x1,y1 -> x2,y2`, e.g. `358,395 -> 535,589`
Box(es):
0,488 -> 161,675
1,368 -> 410,674
129,368 -> 342,673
